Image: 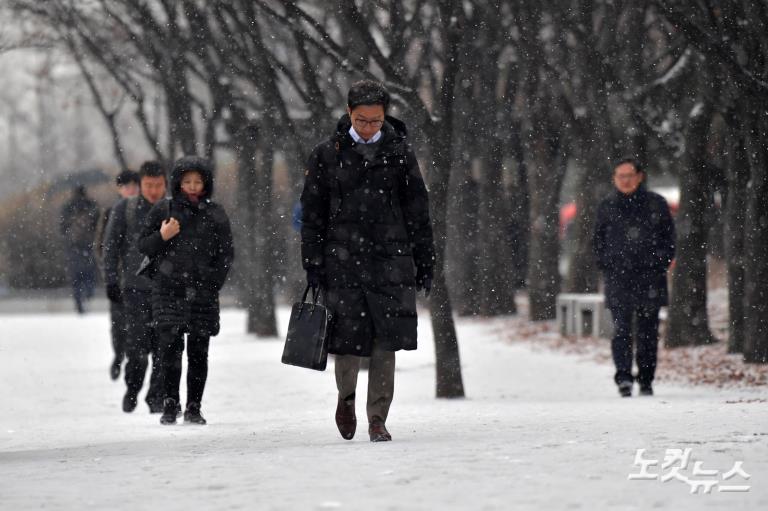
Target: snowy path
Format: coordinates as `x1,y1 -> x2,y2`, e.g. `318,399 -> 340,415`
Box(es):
1,309 -> 766,510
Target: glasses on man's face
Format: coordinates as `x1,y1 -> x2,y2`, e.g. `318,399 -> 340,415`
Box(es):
615,173 -> 639,181
353,118 -> 384,129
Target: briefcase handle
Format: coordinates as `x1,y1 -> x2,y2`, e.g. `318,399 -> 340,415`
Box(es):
298,284 -> 327,316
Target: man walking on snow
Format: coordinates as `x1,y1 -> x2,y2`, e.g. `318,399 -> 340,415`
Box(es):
593,158 -> 675,397
97,169 -> 140,381
300,80 -> 435,441
103,161 -> 168,413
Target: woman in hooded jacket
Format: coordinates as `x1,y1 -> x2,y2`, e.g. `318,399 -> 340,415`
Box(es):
139,156 -> 234,425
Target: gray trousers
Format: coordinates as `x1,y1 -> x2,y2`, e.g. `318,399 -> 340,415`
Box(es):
334,343 -> 396,423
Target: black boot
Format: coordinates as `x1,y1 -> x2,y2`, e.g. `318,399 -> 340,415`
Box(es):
147,398 -> 164,414
184,402 -> 207,425
110,357 -> 122,381
160,398 -> 177,425
122,391 -> 138,413
618,381 -> 633,398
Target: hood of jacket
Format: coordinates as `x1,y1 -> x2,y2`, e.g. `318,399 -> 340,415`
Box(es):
170,156 -> 215,200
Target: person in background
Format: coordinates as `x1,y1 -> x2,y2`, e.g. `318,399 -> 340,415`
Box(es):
60,185 -> 100,314
300,80 -> 435,442
139,156 -> 234,426
96,169 -> 140,380
103,162 -> 167,413
593,158 -> 675,398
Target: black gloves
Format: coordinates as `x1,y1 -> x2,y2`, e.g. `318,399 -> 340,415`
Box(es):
106,283 -> 122,303
416,266 -> 433,297
306,267 -> 326,289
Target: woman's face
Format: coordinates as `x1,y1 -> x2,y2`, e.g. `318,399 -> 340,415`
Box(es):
180,171 -> 205,196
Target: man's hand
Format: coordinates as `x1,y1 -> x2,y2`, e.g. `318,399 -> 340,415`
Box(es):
306,267 -> 326,289
416,267 -> 433,297
160,217 -> 181,241
106,283 -> 122,303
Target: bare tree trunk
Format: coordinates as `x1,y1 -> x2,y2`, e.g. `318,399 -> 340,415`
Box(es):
509,124 -> 530,290
566,105 -> 613,293
565,3 -> 615,294
723,126 -> 748,353
478,137 -> 517,315
232,120 -> 278,338
467,2 -> 516,316
446,162 -> 480,316
165,57 -> 197,156
666,103 -> 718,347
566,142 -> 609,294
247,143 -> 278,337
526,139 -> 567,320
517,2 -> 567,321
428,126 -> 465,397
743,100 -> 768,363
428,0 -> 465,398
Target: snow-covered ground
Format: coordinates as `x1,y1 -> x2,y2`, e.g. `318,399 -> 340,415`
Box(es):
1,308 -> 766,510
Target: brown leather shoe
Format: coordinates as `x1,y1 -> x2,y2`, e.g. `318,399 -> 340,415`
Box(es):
368,416 -> 392,442
335,397 -> 356,440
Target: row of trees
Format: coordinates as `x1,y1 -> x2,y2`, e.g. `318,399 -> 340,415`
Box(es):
5,1 -> 766,392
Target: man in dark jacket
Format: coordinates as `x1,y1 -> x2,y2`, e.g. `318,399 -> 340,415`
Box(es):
60,185 -> 100,314
593,158 -> 675,397
104,162 -> 167,413
301,80 -> 435,442
98,169 -> 140,381
139,156 -> 234,425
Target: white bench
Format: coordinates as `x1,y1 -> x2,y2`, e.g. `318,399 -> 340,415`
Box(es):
556,293 -> 613,338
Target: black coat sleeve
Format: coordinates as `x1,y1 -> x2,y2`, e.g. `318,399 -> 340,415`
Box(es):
592,199 -> 611,271
102,199 -> 127,287
300,145 -> 330,270
400,146 -> 435,272
138,199 -> 170,257
653,196 -> 676,271
88,202 -> 100,232
59,203 -> 71,235
209,206 -> 235,290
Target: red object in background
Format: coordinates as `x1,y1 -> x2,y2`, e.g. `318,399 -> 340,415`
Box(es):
559,202 -> 577,238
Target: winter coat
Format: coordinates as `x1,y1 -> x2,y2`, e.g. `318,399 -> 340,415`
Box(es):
301,114 -> 435,356
593,186 -> 675,310
94,206 -> 112,261
138,158 -> 234,337
60,194 -> 100,247
103,195 -> 156,292
60,193 -> 100,272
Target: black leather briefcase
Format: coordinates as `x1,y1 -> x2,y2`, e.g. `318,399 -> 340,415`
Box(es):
282,285 -> 333,371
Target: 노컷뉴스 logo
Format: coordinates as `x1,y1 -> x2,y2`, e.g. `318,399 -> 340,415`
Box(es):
629,448 -> 751,494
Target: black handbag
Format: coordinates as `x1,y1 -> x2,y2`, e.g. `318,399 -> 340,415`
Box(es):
282,285 -> 334,371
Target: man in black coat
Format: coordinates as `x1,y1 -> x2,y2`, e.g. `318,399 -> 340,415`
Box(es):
60,185 -> 100,314
593,158 -> 675,397
97,169 -> 139,381
139,156 -> 234,425
301,80 -> 435,442
103,162 -> 167,413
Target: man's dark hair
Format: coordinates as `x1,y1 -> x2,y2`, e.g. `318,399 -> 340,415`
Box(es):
115,169 -> 140,186
347,80 -> 391,111
138,160 -> 167,180
614,157 -> 644,174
